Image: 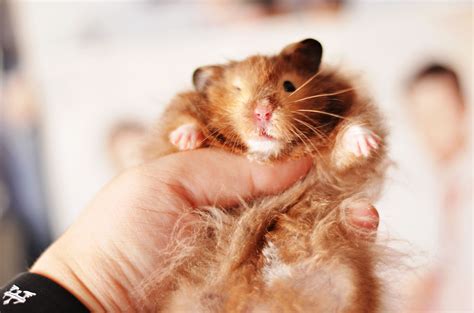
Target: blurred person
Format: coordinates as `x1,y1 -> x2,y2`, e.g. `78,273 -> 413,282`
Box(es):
243,0 -> 345,16
406,64 -> 467,166
404,63 -> 472,310
0,0 -> 18,74
183,0 -> 346,16
1,0 -> 52,267
107,120 -> 147,172
1,73 -> 52,266
204,0 -> 344,23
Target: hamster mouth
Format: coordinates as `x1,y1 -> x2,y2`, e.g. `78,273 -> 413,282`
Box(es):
246,128 -> 282,158
258,129 -> 275,140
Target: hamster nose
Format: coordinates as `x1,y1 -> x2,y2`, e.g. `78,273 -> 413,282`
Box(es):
254,105 -> 273,121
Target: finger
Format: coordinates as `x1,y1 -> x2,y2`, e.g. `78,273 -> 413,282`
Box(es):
149,149 -> 313,208
347,204 -> 380,231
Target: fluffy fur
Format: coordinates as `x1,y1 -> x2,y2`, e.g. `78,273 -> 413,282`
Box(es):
142,39 -> 388,312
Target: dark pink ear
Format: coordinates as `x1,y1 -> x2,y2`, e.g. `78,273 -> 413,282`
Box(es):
280,38 -> 323,73
192,65 -> 224,92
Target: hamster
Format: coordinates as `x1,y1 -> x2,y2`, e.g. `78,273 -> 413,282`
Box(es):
143,39 -> 388,313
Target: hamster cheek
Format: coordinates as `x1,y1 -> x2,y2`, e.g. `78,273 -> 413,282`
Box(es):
169,123 -> 205,151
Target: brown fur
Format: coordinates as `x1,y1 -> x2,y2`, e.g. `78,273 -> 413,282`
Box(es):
142,39 -> 388,312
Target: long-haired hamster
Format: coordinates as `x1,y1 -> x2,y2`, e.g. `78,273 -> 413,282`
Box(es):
143,38 -> 388,313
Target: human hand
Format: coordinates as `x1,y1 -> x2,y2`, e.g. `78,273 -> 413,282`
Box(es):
30,149 -> 379,311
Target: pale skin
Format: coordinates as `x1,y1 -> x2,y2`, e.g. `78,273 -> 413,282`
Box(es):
31,149 -> 379,311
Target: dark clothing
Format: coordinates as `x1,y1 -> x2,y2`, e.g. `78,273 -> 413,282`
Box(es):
1,273 -> 89,313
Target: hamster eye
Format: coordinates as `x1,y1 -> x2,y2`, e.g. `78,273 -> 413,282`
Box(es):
283,80 -> 296,92
234,86 -> 241,91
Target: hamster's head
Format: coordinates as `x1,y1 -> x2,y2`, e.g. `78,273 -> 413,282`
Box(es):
193,38 -> 355,161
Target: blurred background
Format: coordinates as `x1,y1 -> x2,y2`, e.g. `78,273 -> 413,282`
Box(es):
0,0 -> 472,311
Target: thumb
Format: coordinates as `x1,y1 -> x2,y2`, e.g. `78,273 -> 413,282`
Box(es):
148,149 -> 312,208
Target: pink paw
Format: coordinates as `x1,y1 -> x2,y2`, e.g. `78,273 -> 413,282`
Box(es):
169,123 -> 204,150
342,125 -> 381,158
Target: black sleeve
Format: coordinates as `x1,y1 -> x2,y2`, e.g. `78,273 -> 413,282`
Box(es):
1,273 -> 89,313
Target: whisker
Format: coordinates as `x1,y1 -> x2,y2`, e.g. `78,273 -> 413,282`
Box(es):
287,125 -> 311,154
281,125 -> 294,144
290,87 -> 355,104
199,124 -> 235,146
288,71 -> 321,99
200,124 -> 239,150
199,128 -> 221,145
229,133 -> 241,154
288,123 -> 321,159
225,131 -> 244,153
293,124 -> 324,160
292,117 -> 328,141
271,123 -> 292,144
291,111 -> 330,139
296,109 -> 348,121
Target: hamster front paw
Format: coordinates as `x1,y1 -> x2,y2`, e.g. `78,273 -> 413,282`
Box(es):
341,125 -> 381,158
169,123 -> 204,150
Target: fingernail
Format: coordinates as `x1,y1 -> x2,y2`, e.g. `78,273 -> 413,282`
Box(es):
348,205 -> 379,231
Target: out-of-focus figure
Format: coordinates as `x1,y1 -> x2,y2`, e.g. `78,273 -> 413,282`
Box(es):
405,64 -> 472,311
407,64 -> 467,166
239,0 -> 345,16
1,0 -> 52,283
107,121 -> 147,172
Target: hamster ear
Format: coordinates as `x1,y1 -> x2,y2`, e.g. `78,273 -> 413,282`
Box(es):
280,38 -> 323,73
192,65 -> 224,92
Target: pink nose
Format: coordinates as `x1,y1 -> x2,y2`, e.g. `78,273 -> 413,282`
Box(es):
254,105 -> 272,121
